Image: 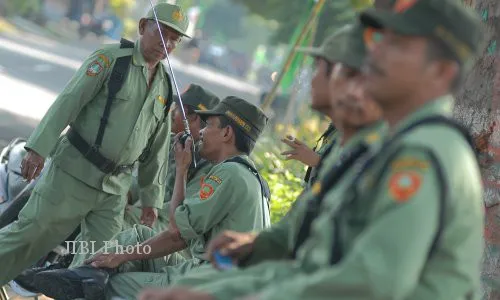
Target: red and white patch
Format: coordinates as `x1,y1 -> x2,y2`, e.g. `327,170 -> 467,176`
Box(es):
199,183 -> 214,200
388,171 -> 422,203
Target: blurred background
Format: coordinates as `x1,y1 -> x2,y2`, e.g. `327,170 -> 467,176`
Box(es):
0,0 -> 375,224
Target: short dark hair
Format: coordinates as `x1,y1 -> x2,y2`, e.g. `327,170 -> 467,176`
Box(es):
426,36 -> 464,92
218,116 -> 255,155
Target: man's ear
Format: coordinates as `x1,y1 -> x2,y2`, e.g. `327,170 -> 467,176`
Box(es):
221,125 -> 233,142
138,18 -> 148,35
428,59 -> 459,89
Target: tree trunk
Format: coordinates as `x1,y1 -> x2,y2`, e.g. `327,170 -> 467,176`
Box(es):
458,1 -> 500,299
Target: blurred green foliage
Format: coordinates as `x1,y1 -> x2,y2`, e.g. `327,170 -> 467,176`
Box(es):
251,104 -> 328,223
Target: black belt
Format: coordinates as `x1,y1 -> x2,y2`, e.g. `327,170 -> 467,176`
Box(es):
66,127 -> 134,174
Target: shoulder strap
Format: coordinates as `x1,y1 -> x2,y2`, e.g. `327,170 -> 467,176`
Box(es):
327,115 -> 476,264
225,156 -> 272,226
395,115 -> 476,157
93,38 -> 134,149
225,157 -> 271,201
304,124 -> 337,183
387,115 -> 476,258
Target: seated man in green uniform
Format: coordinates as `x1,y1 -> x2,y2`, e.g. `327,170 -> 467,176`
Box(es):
123,84 -> 220,232
138,2 -> 484,297
33,97 -> 272,300
135,21 -> 388,300
0,2 -> 191,287
280,39 -> 339,188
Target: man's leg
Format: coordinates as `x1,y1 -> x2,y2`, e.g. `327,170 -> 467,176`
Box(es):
106,256 -> 200,299
69,192 -> 127,267
0,163 -> 98,285
171,261 -> 296,300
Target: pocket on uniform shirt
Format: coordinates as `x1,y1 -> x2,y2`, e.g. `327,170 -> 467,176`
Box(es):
153,98 -> 166,122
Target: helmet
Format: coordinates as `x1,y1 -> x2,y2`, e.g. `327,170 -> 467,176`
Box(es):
6,142 -> 27,175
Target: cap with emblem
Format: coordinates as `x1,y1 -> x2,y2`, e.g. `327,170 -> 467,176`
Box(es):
195,96 -> 268,142
174,84 -> 220,112
359,0 -> 483,63
296,23 -> 367,70
145,2 -> 190,38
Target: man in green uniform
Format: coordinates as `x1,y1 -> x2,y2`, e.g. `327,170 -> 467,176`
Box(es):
280,34 -> 341,188
138,1 -> 484,298
133,22 -> 386,300
123,84 -> 220,232
33,97 -> 271,300
0,2 -> 190,285
10,84 -> 220,294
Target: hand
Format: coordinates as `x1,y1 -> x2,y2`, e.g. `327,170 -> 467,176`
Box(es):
174,132 -> 193,172
84,252 -> 126,269
20,150 -> 45,182
281,135 -> 320,167
140,207 -> 158,228
137,287 -> 214,300
206,231 -> 258,270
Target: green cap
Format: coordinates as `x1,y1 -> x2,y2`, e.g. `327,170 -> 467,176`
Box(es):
195,96 -> 268,142
297,24 -> 367,70
359,0 -> 483,63
175,84 -> 220,111
145,2 -> 190,37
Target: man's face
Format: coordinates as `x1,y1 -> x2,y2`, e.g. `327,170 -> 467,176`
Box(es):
330,64 -> 382,129
139,19 -> 182,62
171,104 -> 202,142
362,29 -> 432,108
198,116 -> 226,161
310,58 -> 333,112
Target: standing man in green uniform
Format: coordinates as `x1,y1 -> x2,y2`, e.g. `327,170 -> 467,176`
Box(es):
11,84 -> 220,294
124,84 -> 220,232
0,2 -> 190,285
33,97 -> 272,300
138,1 -> 484,298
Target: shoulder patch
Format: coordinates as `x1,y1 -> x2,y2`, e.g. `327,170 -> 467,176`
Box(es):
208,175 -> 222,184
86,60 -> 103,76
388,170 -> 422,203
391,157 -> 429,171
365,132 -> 380,144
97,54 -> 111,67
199,183 -> 214,200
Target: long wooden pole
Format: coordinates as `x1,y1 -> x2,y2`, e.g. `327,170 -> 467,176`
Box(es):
260,0 -> 326,112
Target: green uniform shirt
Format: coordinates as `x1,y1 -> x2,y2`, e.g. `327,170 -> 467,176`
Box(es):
175,155 -> 269,261
257,96 -> 483,300
247,121 -> 387,267
25,40 -> 172,209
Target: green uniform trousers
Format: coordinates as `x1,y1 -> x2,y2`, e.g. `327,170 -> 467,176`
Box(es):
100,225 -> 203,299
0,162 -> 126,285
171,261 -> 297,299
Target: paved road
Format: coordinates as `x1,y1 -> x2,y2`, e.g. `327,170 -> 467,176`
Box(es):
0,30 -> 263,148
